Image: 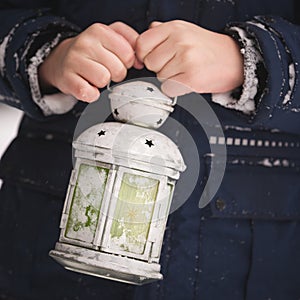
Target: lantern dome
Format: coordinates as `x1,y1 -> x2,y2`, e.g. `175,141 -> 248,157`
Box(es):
73,122 -> 186,179
108,81 -> 176,129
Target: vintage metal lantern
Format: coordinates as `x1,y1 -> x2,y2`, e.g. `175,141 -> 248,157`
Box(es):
50,81 -> 186,285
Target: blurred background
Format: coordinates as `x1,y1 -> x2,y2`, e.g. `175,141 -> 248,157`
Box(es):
0,103 -> 23,188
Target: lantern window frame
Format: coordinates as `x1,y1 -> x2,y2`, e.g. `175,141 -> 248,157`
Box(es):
59,158 -> 175,263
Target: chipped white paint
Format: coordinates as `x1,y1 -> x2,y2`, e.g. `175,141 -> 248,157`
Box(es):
50,243 -> 163,284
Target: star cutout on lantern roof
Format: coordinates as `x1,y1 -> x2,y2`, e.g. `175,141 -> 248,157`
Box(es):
157,119 -> 163,125
145,139 -> 154,148
97,130 -> 106,137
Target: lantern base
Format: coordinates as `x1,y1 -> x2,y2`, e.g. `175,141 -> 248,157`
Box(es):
49,242 -> 163,285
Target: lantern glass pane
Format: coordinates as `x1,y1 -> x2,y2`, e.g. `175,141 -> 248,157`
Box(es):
110,173 -> 159,254
65,164 -> 108,244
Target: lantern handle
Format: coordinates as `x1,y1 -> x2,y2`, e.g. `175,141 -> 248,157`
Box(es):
107,81 -> 177,105
107,81 -> 113,92
172,96 -> 177,105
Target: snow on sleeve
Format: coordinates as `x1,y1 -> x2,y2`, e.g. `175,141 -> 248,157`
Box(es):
211,27 -> 263,114
0,28 -> 14,77
283,63 -> 296,105
27,33 -> 78,116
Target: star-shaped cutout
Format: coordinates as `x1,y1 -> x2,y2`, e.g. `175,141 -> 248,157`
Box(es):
97,130 -> 106,137
157,119 -> 163,125
113,108 -> 119,116
145,139 -> 154,147
147,87 -> 154,92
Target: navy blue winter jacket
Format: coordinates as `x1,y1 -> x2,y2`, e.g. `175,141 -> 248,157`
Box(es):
0,0 -> 299,217
0,2 -> 300,299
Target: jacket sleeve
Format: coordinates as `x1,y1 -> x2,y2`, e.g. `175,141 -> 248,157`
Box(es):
214,15 -> 300,136
0,5 -> 81,120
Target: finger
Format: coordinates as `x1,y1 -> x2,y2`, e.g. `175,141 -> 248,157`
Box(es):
109,22 -> 144,69
87,46 -> 127,82
133,58 -> 144,70
99,25 -> 136,68
136,24 -> 170,62
88,23 -> 135,68
109,22 -> 139,49
143,39 -> 176,73
161,74 -> 194,97
149,21 -> 163,28
60,73 -> 100,102
74,57 -> 111,88
156,55 -> 182,81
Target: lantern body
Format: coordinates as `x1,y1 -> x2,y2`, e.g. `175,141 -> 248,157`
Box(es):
50,122 -> 185,285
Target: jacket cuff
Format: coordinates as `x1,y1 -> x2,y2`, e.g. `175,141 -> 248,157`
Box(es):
211,27 -> 265,114
27,32 -> 78,116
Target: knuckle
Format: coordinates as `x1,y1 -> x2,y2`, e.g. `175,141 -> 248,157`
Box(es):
170,20 -> 185,29
64,50 -> 77,65
179,47 -> 195,64
89,23 -> 107,33
135,38 -> 146,60
112,65 -> 127,82
60,68 -> 70,80
110,21 -> 123,28
97,70 -> 111,87
67,79 -> 89,100
143,56 -> 155,71
73,35 -> 91,50
122,51 -> 135,67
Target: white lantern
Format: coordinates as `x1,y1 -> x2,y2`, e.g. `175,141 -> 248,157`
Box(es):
50,81 -> 186,285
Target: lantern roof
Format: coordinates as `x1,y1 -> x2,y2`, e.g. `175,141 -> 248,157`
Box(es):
73,122 -> 186,178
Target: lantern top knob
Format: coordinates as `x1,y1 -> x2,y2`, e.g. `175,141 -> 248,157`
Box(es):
108,81 -> 176,129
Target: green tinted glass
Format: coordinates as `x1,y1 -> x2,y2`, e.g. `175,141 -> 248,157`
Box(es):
110,173 -> 159,254
66,164 -> 108,243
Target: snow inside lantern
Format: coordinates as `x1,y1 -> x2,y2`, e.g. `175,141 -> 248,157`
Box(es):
49,81 -> 186,285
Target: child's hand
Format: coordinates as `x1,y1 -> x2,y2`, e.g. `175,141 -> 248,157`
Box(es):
136,20 -> 244,97
38,22 -> 140,102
